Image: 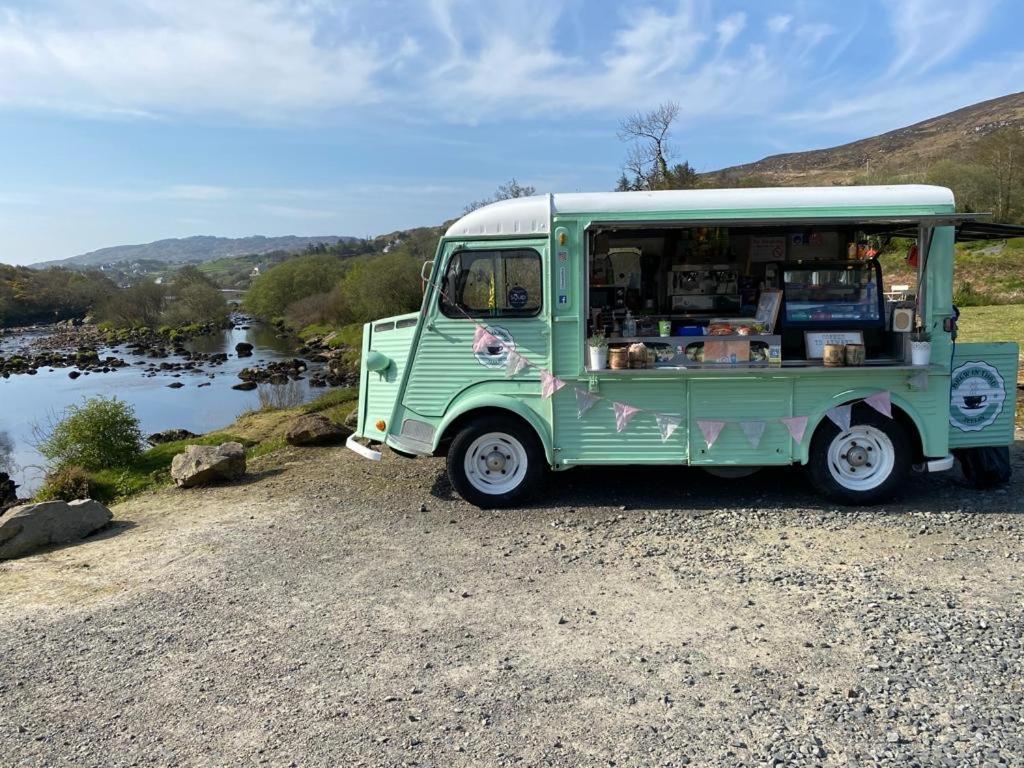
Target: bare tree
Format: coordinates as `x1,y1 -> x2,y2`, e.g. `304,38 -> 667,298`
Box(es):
617,102 -> 680,189
464,178 -> 537,214
975,128 -> 1023,222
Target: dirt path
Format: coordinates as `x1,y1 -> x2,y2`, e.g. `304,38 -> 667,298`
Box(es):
2,439 -> 1023,767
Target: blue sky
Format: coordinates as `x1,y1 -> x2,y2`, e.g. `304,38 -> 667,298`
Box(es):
1,0 -> 1022,264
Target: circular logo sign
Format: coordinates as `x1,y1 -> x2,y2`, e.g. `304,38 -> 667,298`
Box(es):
474,325 -> 516,369
949,360 -> 1005,432
507,286 -> 529,309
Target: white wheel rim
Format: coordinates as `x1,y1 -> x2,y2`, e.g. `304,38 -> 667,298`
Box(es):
826,425 -> 895,491
463,432 -> 528,495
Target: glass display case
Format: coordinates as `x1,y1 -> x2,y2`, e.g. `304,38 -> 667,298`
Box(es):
781,259 -> 884,327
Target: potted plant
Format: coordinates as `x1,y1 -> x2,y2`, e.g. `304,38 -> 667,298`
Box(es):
910,329 -> 932,366
587,333 -> 608,370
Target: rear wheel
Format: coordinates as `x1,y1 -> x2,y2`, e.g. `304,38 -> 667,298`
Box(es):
447,415 -> 545,508
806,408 -> 911,505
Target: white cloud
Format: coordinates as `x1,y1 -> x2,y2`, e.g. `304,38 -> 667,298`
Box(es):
767,15 -> 792,34
716,12 -> 746,48
0,0 -> 397,119
884,0 -> 995,76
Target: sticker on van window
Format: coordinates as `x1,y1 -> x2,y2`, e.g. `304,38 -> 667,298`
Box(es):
474,325 -> 516,370
949,360 -> 1005,432
507,287 -> 528,308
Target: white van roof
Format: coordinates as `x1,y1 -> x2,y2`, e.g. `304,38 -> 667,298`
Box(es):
445,185 -> 955,238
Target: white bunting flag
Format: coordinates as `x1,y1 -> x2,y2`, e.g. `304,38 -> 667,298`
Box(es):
739,420 -> 767,450
781,415 -> 809,443
575,387 -> 601,419
826,404 -> 852,431
696,419 -> 726,449
540,370 -> 566,399
613,402 -> 641,432
472,326 -> 501,354
864,390 -> 892,418
504,350 -> 529,378
655,413 -> 682,443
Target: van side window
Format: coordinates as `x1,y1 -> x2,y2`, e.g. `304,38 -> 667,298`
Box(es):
440,249 -> 542,318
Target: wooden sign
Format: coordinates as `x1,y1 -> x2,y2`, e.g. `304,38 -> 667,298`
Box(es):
804,330 -> 864,359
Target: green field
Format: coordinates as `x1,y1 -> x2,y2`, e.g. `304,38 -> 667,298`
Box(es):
957,304 -> 1023,425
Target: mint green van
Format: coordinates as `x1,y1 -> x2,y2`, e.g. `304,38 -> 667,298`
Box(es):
347,186 -> 1018,508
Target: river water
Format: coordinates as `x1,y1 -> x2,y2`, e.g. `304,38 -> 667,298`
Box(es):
0,321 -> 325,497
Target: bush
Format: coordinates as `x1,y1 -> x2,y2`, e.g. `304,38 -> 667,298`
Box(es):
35,396 -> 143,471
161,266 -> 228,327
245,255 -> 349,319
35,465 -> 95,501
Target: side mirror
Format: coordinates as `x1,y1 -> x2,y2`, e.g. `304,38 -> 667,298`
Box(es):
420,260 -> 434,294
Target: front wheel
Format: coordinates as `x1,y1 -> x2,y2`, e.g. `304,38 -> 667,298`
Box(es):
447,416 -> 546,508
805,408 -> 911,505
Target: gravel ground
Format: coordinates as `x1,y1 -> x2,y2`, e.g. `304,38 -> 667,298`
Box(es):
1,436 -> 1022,768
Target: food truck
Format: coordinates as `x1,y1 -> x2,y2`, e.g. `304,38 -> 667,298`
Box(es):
347,186 -> 1018,507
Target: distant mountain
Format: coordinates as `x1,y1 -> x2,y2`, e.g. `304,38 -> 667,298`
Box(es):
703,91 -> 1024,186
37,234 -> 359,269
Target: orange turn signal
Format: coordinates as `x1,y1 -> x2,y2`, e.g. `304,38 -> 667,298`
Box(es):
375,419 -> 387,432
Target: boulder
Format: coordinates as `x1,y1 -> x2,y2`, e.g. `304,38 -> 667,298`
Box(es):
285,414 -> 349,446
232,381 -> 258,391
147,428 -> 199,445
0,499 -> 112,560
235,342 -> 254,357
170,442 -> 246,488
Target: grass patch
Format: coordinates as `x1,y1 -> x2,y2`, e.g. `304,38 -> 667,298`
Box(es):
84,433 -> 254,503
881,239 -> 1024,306
957,305 -> 1024,426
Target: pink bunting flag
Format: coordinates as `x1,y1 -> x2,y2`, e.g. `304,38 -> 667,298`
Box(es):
540,370 -> 566,399
739,420 -> 767,450
696,419 -> 726,449
504,350 -> 529,378
655,413 -> 682,443
472,326 -> 501,354
613,402 -> 641,433
864,390 -> 892,418
826,404 -> 852,431
781,415 -> 808,444
575,387 -> 600,418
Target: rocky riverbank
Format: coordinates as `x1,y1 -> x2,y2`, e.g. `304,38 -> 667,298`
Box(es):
0,315 -> 355,388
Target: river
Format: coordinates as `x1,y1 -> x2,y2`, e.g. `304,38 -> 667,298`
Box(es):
0,320 -> 331,497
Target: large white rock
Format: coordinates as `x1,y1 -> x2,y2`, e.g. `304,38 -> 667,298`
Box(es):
0,499 -> 112,560
170,442 -> 246,488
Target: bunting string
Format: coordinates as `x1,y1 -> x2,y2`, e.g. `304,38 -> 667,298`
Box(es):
420,275 -> 901,447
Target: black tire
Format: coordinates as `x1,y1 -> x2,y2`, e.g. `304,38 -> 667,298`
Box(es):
954,446 -> 1011,489
446,414 -> 546,509
805,406 -> 912,505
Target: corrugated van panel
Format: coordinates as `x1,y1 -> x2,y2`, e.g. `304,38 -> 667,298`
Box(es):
948,342 -> 1020,449
362,316 -> 418,441
688,378 -> 793,465
554,377 -> 687,464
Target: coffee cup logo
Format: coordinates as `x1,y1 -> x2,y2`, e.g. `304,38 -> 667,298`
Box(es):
949,361 -> 1005,432
473,325 -> 516,370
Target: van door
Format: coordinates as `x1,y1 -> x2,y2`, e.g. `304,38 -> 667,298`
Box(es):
402,239 -> 550,418
948,342 -> 1019,448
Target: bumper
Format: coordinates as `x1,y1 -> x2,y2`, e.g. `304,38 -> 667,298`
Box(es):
922,454 -> 955,473
346,434 -> 382,461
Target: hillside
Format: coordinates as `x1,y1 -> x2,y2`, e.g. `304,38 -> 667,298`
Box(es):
704,91 -> 1024,186
37,234 -> 358,269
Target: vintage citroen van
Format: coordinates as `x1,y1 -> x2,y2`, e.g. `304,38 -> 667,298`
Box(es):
347,186 -> 1018,508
